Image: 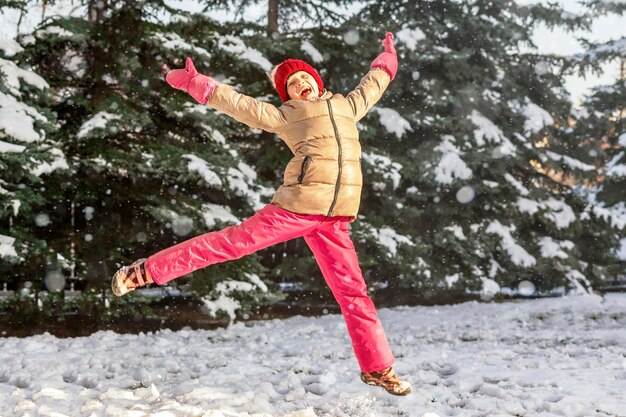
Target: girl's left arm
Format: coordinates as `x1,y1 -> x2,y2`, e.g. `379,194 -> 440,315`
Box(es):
346,32 -> 397,122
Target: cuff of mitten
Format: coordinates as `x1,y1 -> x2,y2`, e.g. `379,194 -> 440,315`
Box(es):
192,83 -> 219,105
370,65 -> 394,81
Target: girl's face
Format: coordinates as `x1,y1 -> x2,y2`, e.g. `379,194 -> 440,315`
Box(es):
286,71 -> 320,101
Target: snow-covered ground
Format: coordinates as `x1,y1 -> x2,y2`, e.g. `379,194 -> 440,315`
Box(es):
1,294 -> 625,417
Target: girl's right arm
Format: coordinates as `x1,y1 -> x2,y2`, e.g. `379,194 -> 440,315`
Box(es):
207,84 -> 287,133
166,57 -> 287,133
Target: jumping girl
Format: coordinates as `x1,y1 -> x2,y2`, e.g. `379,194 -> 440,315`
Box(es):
111,32 -> 411,396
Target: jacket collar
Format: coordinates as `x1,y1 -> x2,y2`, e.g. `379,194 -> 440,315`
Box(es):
282,89 -> 333,107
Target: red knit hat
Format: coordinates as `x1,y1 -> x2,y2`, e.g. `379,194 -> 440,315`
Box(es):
271,59 -> 324,102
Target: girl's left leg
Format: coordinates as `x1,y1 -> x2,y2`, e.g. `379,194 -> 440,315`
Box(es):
303,217 -> 395,373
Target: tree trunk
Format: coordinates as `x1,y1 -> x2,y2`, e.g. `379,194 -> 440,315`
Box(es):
267,0 -> 279,37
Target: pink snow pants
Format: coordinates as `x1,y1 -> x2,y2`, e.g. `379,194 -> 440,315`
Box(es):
146,203 -> 394,373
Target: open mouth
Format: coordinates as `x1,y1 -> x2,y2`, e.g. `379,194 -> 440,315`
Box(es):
300,87 -> 312,98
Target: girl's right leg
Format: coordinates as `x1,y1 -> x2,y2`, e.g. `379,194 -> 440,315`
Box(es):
302,218 -> 395,373
146,204 -> 325,285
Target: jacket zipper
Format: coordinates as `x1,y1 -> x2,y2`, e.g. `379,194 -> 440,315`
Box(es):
297,156 -> 312,184
326,100 -> 342,216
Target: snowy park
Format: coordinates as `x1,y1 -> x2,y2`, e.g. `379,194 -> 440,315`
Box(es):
2,0 -> 626,416
1,293 -> 625,416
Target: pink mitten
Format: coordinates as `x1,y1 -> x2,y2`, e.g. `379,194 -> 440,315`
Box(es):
165,57 -> 219,104
370,32 -> 398,81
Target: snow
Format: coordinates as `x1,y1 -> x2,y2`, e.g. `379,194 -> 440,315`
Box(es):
617,238 -> 626,261
217,34 -> 272,72
433,136 -> 472,184
470,111 -> 503,147
405,185 -> 418,195
226,162 -> 275,211
543,198 -> 576,229
516,197 -> 542,215
209,128 -> 227,144
371,106 -> 412,138
0,91 -> 47,143
445,273 -> 460,288
504,173 -> 529,196
591,203 -> 626,229
486,220 -> 536,267
0,139 -> 25,153
31,147 -> 69,177
1,294 -> 625,416
300,40 -> 323,63
153,32 -> 211,60
578,37 -> 626,60
378,226 -> 414,256
35,25 -> 74,38
516,198 -> 576,229
244,272 -> 268,293
444,225 -> 466,241
488,258 -> 503,278
202,278 -> 268,322
607,163 -> 626,177
183,154 -> 223,187
619,132 -> 626,147
606,151 -> 625,177
480,277 -> 500,296
565,269 -> 591,295
201,203 -> 240,228
365,224 -> 414,257
0,37 -> 23,56
469,110 -> 516,155
396,27 -> 426,51
76,111 -> 121,139
538,236 -> 574,259
482,89 -> 501,103
0,233 -> 18,258
237,161 -> 258,182
361,151 -> 403,190
0,58 -> 49,93
11,199 -> 20,216
544,150 -> 596,171
519,99 -> 554,134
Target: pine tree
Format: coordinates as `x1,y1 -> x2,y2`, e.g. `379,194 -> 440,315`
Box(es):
6,0 -> 622,317
205,0 -> 622,298
0,1 -> 67,293
195,0 -> 387,300
575,73 -> 626,283
318,0 -> 617,297
570,0 -> 626,281
17,0 -> 291,318
205,0 -> 358,36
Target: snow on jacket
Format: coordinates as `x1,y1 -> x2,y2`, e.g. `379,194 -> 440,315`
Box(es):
206,68 -> 391,220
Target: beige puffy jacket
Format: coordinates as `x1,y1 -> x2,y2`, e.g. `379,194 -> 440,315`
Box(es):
207,68 -> 391,220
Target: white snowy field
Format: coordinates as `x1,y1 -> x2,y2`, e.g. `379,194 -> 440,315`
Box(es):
1,294 -> 625,417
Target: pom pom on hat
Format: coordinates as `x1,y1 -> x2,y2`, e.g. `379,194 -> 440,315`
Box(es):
270,59 -> 324,102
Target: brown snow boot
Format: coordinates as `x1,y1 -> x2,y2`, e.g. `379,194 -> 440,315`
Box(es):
111,258 -> 153,296
360,367 -> 412,396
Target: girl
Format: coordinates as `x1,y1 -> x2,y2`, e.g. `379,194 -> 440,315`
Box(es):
112,33 -> 411,396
